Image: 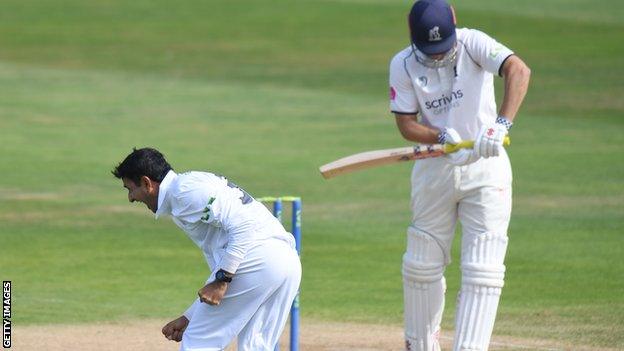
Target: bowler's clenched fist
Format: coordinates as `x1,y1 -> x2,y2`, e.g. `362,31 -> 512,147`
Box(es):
198,281 -> 229,305
162,315 -> 189,342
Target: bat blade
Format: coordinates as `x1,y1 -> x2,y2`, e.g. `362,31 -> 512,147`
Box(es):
319,137 -> 510,179
319,144 -> 444,179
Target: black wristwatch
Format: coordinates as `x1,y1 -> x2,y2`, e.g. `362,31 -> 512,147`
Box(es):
215,269 -> 233,283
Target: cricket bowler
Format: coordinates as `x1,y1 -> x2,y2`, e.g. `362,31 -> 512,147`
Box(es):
112,147 -> 301,351
389,0 -> 530,350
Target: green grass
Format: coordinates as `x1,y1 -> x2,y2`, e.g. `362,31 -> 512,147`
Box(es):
0,0 -> 623,348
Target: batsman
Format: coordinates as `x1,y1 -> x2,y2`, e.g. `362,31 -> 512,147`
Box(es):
389,1 -> 530,350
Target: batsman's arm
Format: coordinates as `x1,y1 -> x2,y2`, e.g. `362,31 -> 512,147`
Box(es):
394,113 -> 441,144
499,55 -> 531,122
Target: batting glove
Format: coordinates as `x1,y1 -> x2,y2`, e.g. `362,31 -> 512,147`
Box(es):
474,118 -> 510,158
440,127 -> 480,166
438,127 -> 462,145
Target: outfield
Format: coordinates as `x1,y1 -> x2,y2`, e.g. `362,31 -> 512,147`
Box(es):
1,0 -> 623,349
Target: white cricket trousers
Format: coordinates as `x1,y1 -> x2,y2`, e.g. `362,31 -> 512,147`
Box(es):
404,151 -> 512,351
180,239 -> 301,351
409,151 -> 512,248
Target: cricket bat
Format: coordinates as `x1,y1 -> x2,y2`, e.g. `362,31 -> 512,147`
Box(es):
319,137 -> 510,179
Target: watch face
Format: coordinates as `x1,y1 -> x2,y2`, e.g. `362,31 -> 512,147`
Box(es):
216,270 -> 231,282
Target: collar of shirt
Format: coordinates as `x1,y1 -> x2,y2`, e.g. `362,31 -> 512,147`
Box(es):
155,170 -> 177,219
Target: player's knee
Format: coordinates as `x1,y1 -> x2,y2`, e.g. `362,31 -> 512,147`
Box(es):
403,227 -> 447,283
461,232 -> 508,288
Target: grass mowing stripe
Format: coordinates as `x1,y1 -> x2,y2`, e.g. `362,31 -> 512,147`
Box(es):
1,1 -> 623,117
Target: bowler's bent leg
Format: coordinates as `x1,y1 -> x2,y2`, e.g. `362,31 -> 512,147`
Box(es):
237,240 -> 301,351
180,240 -> 301,351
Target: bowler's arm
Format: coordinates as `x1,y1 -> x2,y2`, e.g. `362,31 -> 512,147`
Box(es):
395,113 -> 441,144
498,55 -> 531,122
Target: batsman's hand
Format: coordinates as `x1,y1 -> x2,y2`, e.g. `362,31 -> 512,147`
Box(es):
198,280 -> 229,305
474,123 -> 507,158
162,315 -> 189,342
441,128 -> 479,166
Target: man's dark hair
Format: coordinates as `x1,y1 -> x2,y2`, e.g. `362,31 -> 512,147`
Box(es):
112,147 -> 173,185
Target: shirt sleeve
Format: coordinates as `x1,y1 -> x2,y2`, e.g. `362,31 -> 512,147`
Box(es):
170,183 -> 218,224
172,178 -> 256,274
389,53 -> 419,115
461,29 -> 514,76
183,298 -> 200,320
213,204 -> 255,274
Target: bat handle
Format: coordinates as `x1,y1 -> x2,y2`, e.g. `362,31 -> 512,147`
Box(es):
444,136 -> 511,153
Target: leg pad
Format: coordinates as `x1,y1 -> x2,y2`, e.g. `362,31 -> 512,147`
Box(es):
453,232 -> 508,351
403,228 -> 448,351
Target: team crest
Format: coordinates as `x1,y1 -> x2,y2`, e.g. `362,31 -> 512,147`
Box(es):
429,26 -> 442,42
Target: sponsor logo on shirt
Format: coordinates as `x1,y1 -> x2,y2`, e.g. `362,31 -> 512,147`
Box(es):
424,89 -> 464,115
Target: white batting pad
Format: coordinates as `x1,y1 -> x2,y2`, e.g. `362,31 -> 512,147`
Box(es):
453,232 -> 508,351
403,227 -> 448,351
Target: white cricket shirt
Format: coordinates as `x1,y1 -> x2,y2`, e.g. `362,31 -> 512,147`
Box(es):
389,28 -> 514,140
155,170 -> 295,274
